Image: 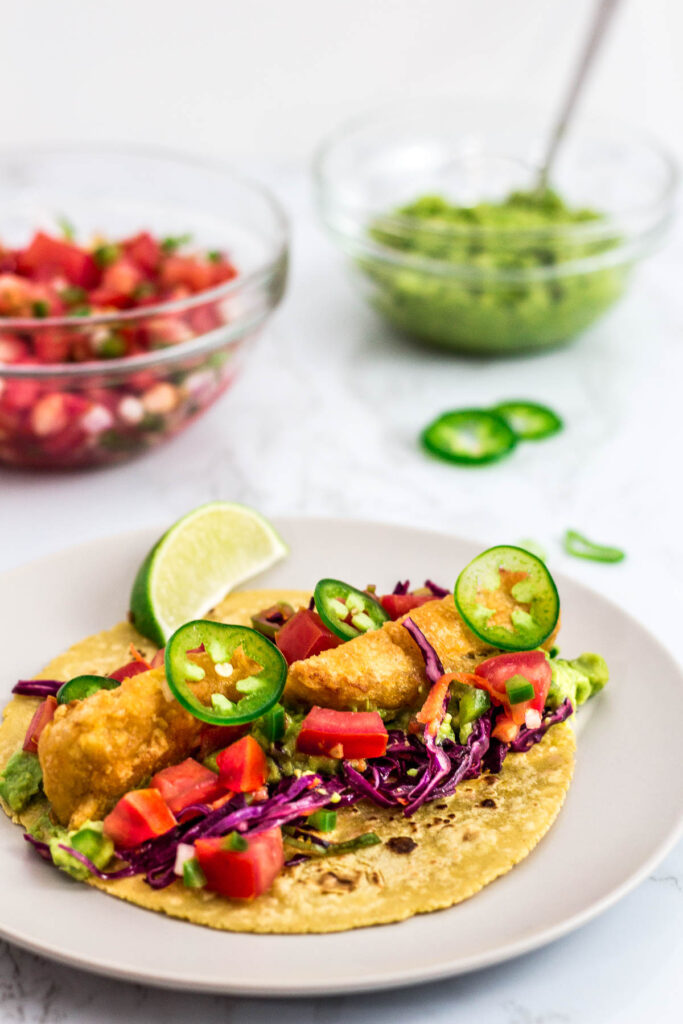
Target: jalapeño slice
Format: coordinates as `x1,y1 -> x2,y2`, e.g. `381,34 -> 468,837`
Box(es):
314,579 -> 389,641
57,675 -> 120,704
165,620 -> 287,726
455,545 -> 559,651
492,401 -> 563,441
564,529 -> 625,564
421,410 -> 517,466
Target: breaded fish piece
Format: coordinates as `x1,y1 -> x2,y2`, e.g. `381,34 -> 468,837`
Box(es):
38,668 -> 203,828
285,595 -> 557,710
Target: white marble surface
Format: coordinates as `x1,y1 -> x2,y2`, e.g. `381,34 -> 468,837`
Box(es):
0,166 -> 681,1022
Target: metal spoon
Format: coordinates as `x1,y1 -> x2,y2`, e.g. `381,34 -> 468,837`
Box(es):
536,0 -> 623,193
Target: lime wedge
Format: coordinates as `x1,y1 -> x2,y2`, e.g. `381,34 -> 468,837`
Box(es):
130,502 -> 288,645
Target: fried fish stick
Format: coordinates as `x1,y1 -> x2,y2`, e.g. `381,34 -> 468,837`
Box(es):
286,595 -> 558,710
38,668 -> 203,828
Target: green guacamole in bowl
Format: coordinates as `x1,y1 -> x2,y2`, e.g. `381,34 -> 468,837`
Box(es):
361,189 -> 626,355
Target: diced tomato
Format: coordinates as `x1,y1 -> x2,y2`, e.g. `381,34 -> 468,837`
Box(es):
160,256 -> 214,293
103,788 -> 177,848
476,650 -> 551,720
216,736 -> 267,793
196,722 -> 250,760
18,232 -> 98,288
23,696 -> 57,754
195,826 -> 284,900
296,706 -> 388,760
151,757 -> 225,816
108,660 -> 150,683
379,592 -> 436,620
33,330 -> 71,363
210,259 -> 238,286
275,609 -> 343,665
123,232 -> 161,274
0,335 -> 30,364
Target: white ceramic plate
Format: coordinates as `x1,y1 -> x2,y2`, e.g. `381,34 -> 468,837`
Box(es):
0,518 -> 682,996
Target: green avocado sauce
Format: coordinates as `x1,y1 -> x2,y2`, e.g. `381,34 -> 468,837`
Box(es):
363,189 -> 626,354
0,751 -> 42,812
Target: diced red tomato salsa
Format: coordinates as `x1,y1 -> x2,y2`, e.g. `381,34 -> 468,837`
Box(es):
195,826 -> 284,900
103,788 -> 177,848
296,706 -> 388,760
215,736 -> 268,793
275,609 -> 343,665
151,757 -> 225,816
380,592 -> 436,619
0,225 -> 241,469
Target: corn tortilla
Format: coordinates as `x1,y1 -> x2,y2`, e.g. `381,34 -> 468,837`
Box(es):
0,588 -> 574,933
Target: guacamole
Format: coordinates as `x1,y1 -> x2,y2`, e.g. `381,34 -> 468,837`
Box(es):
0,750 -> 42,812
363,189 -> 627,354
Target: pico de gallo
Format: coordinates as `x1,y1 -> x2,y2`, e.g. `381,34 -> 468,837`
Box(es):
2,550 -> 609,906
0,224 -> 242,469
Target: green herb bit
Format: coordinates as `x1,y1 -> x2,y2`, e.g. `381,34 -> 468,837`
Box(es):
223,831 -> 248,852
60,285 -> 88,306
161,233 -> 193,255
57,215 -> 76,241
93,243 -> 120,268
182,857 -> 207,888
207,250 -> 222,263
31,300 -> 49,318
564,529 -> 625,564
308,809 -> 337,833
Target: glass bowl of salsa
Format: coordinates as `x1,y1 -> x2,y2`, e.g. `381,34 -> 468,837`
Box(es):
314,101 -> 677,355
0,147 -> 288,469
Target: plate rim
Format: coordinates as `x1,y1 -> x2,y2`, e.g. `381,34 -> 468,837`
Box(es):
0,516 -> 682,997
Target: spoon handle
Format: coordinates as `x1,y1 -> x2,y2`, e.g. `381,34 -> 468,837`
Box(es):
537,0 -> 623,191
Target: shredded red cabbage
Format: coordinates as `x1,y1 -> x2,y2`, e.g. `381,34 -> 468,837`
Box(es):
13,680 -> 62,698
508,699 -> 573,752
402,617 -> 444,684
392,580 -> 410,595
424,580 -> 449,598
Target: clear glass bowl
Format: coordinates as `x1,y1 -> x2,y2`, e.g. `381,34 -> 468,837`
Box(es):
0,147 -> 288,468
314,101 -> 677,355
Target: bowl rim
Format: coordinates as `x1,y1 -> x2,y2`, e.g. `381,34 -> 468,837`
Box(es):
0,143 -> 289,375
313,100 -> 680,248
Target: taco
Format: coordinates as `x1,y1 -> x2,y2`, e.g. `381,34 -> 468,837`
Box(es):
0,547 -> 607,934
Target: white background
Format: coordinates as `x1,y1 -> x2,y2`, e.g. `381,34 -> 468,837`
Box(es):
1,2 -> 682,1022
1,0 -> 682,163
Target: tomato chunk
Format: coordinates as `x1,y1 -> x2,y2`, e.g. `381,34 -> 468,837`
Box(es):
195,827 -> 283,900
103,788 -> 177,848
215,736 -> 267,793
379,593 -> 436,619
275,609 -> 342,665
23,696 -> 57,754
297,706 -> 388,759
196,722 -> 250,760
123,231 -> 161,274
18,232 -> 98,288
108,659 -> 150,683
151,757 -> 225,815
475,650 -> 551,713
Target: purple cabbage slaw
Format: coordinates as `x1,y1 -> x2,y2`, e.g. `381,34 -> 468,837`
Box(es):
12,680 -> 62,698
391,579 -> 449,598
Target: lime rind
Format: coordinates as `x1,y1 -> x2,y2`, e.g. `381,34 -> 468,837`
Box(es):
130,502 -> 288,645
